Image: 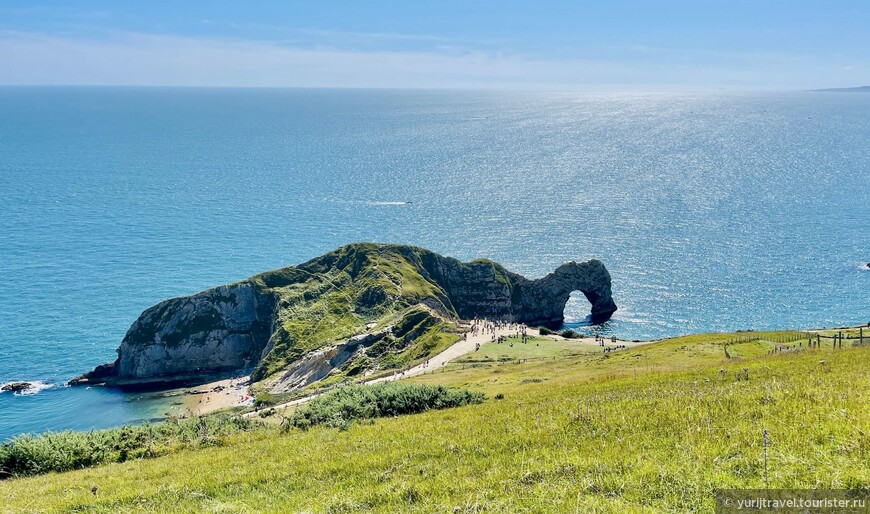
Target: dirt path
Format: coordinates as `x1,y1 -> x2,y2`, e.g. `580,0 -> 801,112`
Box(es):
365,320 -> 528,384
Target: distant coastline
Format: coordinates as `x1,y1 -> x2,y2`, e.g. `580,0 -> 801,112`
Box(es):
811,85 -> 870,93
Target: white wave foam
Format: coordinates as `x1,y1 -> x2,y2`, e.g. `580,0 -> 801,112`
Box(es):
1,381 -> 55,396
367,201 -> 412,206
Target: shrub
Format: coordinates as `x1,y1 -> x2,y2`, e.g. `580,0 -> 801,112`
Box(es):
561,329 -> 581,339
254,392 -> 276,407
538,327 -> 555,336
285,383 -> 485,430
0,414 -> 258,480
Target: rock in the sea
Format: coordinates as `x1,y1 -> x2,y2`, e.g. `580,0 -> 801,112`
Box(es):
73,243 -> 617,387
68,362 -> 117,386
1,382 -> 33,393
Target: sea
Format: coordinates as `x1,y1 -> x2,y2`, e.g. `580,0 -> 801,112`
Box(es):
1,87 -> 868,440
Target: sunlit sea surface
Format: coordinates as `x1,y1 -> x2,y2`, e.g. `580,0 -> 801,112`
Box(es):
1,88 -> 867,439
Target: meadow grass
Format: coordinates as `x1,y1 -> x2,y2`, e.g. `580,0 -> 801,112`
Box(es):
455,336 -> 602,364
1,330 -> 868,513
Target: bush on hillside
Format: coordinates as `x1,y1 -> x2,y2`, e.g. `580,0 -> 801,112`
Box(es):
254,392 -> 276,407
560,329 -> 581,339
285,382 -> 485,430
538,326 -> 555,336
0,414 -> 257,480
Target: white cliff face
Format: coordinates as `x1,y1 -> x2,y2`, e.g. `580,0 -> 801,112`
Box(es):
114,283 -> 276,383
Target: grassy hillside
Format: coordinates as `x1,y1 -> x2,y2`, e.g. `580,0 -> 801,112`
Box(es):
250,244 -> 457,381
2,330 -> 868,513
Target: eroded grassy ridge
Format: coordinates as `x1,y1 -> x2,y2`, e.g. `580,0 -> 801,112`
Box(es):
249,244 -> 456,380
1,333 -> 867,513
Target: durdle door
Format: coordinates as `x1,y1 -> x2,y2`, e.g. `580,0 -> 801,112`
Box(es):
70,243 -> 617,389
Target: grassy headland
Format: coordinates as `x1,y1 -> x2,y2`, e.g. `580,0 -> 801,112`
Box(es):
1,328 -> 868,513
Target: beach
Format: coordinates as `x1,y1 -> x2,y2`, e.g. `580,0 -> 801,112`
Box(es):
183,376 -> 253,416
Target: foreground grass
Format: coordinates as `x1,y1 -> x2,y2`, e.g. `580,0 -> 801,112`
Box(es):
1,333 -> 868,513
0,415 -> 261,480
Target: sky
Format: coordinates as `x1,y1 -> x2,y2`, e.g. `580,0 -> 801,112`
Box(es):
1,1 -> 869,90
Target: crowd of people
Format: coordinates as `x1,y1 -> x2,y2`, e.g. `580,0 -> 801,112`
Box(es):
468,318 -> 533,349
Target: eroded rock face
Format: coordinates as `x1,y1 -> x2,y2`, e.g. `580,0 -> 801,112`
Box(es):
74,283 -> 277,387
72,244 -> 615,387
415,252 -> 617,327
512,260 -> 618,327
273,329 -> 390,391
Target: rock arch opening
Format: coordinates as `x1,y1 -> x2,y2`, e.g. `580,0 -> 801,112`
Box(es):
511,260 -> 617,329
563,290 -> 592,324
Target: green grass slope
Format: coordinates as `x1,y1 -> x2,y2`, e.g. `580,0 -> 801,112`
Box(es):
2,331 -> 868,513
249,244 -> 457,381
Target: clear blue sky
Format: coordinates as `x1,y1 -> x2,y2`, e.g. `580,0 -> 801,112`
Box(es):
1,1 -> 868,90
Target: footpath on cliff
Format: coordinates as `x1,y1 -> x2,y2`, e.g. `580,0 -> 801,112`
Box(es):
220,321 -> 645,419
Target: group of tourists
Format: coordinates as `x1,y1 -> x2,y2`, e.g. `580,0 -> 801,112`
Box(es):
595,334 -> 629,353
469,318 -> 524,337
594,334 -> 618,346
467,318 -> 531,349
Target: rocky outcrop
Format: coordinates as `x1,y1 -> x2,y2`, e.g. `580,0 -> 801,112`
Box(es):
1,382 -> 33,393
273,329 -> 389,391
72,283 -> 277,388
72,243 -> 616,388
511,261 -> 618,326
413,251 -> 616,326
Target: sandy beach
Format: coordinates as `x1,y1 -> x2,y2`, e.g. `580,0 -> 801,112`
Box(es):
183,375 -> 253,416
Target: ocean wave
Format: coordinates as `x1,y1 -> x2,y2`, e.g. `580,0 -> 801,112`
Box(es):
1,381 -> 55,396
366,201 -> 412,206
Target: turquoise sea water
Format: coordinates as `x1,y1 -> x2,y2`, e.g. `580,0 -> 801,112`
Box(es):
1,88 -> 868,440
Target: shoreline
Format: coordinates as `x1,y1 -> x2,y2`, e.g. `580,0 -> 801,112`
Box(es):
11,321 -> 866,422
138,322 -> 652,417
182,375 -> 254,417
